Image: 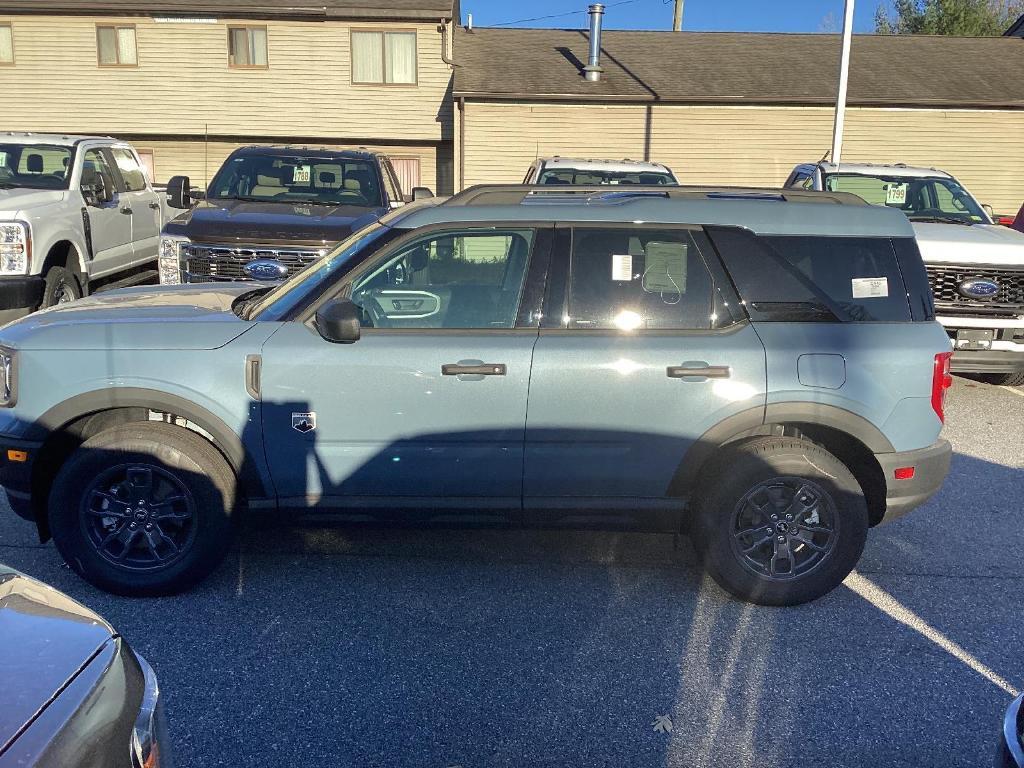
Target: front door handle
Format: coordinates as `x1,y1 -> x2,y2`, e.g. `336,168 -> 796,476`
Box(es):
667,364 -> 731,379
442,363 -> 507,376
120,206 -> 133,215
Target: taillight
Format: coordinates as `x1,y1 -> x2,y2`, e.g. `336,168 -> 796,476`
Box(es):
931,351 -> 953,423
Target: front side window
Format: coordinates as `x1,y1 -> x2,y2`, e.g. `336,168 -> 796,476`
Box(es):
111,148 -> 147,192
0,143 -> 73,190
538,169 -> 676,186
349,230 -> 534,329
824,173 -> 988,224
351,30 -> 416,84
228,26 -> 268,68
97,25 -> 137,66
207,153 -> 384,207
81,149 -> 117,201
567,228 -> 721,331
0,24 -> 14,64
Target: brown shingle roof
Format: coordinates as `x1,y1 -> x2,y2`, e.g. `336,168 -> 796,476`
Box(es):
0,0 -> 455,20
453,28 -> 1024,108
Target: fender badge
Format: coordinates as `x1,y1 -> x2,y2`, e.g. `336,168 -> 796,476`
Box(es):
291,412 -> 316,433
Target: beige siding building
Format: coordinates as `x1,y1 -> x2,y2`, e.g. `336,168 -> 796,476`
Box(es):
453,28 -> 1024,213
0,0 -> 458,192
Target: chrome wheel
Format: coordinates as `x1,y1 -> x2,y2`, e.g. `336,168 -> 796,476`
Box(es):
729,476 -> 839,581
81,463 -> 197,571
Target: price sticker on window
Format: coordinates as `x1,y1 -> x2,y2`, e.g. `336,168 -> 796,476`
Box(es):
885,183 -> 908,206
292,165 -> 311,184
852,277 -> 889,298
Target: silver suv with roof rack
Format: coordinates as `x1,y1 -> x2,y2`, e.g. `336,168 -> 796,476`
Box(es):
0,184 -> 951,606
787,161 -> 1024,386
523,157 -> 678,186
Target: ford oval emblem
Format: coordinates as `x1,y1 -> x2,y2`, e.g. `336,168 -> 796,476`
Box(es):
958,278 -> 1000,300
243,259 -> 289,281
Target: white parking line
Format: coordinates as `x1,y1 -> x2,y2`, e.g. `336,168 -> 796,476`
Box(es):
1000,386 -> 1024,398
845,571 -> 1020,696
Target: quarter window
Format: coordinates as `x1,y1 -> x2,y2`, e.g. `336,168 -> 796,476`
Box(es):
97,25 -> 137,66
350,230 -> 533,329
567,228 -> 722,331
0,24 -> 13,65
228,26 -> 268,68
111,148 -> 147,192
351,30 -> 416,84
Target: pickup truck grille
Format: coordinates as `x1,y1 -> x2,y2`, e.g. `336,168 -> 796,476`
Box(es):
181,243 -> 327,282
926,264 -> 1024,317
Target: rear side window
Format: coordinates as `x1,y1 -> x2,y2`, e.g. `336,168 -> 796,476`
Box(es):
567,227 -> 730,330
707,227 -> 912,322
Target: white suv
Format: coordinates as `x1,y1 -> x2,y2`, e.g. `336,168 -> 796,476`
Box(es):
523,157 -> 678,186
786,162 -> 1024,385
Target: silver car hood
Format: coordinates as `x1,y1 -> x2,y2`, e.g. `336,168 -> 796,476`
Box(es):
912,222 -> 1024,266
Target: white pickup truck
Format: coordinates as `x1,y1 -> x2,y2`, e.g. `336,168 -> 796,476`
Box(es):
0,133 -> 171,323
786,162 -> 1024,386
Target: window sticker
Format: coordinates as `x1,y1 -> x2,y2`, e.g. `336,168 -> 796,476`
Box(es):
851,277 -> 889,298
292,165 -> 311,184
642,241 -> 688,297
611,253 -> 633,281
885,183 -> 908,206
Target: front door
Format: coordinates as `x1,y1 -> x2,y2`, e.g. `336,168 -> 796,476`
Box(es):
80,148 -> 133,278
259,225 -> 550,516
524,225 -> 767,522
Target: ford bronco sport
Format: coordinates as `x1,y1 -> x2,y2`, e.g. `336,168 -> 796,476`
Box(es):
786,162 -> 1024,385
0,185 -> 952,606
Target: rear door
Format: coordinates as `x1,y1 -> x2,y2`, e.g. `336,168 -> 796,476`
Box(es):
110,146 -> 161,264
523,224 -> 767,524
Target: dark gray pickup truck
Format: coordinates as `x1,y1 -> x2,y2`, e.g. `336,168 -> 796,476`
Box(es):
158,145 -> 431,284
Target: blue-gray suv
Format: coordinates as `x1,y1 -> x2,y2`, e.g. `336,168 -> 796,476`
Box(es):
0,185 -> 953,606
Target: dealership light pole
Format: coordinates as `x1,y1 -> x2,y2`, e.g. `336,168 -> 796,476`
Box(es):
831,0 -> 855,165
673,0 -> 684,30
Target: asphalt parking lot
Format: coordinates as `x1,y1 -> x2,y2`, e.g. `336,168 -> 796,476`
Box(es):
1,376 -> 1022,768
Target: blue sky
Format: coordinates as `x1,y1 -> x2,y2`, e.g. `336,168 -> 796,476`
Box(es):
464,0 -> 896,32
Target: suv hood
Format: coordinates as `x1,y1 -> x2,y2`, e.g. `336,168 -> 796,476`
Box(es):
0,283 -> 260,351
165,198 -> 383,245
912,222 -> 1024,266
0,188 -> 66,217
0,567 -> 115,754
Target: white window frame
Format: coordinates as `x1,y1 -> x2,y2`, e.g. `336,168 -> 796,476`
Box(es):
350,29 -> 417,86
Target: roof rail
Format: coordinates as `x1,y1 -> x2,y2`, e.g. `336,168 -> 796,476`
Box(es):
444,185 -> 868,207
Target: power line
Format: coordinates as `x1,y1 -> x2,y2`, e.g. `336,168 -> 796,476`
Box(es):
489,0 -> 639,28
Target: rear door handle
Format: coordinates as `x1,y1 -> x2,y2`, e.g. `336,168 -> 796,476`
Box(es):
442,363 -> 507,376
148,201 -> 161,210
667,364 -> 731,379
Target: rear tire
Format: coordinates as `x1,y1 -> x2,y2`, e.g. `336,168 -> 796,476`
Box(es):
48,422 -> 237,596
983,371 -> 1024,387
692,437 -> 869,607
40,265 -> 82,309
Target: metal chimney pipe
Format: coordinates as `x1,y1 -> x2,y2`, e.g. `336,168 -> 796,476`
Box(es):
583,3 -> 605,82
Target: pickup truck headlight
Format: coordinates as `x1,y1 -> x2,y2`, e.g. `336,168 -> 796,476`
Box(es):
0,222 -> 30,276
0,346 -> 16,407
158,235 -> 187,285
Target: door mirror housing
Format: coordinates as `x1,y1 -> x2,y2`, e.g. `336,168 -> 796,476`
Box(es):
167,175 -> 195,209
315,298 -> 361,344
982,203 -> 995,220
411,186 -> 434,201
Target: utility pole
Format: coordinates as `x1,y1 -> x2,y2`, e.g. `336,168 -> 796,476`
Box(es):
672,0 -> 684,30
831,0 -> 855,165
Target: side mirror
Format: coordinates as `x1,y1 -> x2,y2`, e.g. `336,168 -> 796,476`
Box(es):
411,186 -> 434,201
982,203 -> 995,220
315,298 -> 361,344
167,175 -> 194,209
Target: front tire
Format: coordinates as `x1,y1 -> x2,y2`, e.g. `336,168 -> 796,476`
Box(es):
692,437 -> 869,607
48,422 -> 237,596
40,265 -> 82,309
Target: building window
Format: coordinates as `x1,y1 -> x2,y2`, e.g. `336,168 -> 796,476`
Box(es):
228,26 -> 268,68
351,30 -> 416,85
135,149 -> 155,183
97,25 -> 137,66
390,157 -> 421,193
0,24 -> 14,65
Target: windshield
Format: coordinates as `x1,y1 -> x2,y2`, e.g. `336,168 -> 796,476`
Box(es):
824,173 -> 989,224
537,168 -> 676,186
246,222 -> 400,321
0,143 -> 74,190
208,152 -> 384,208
